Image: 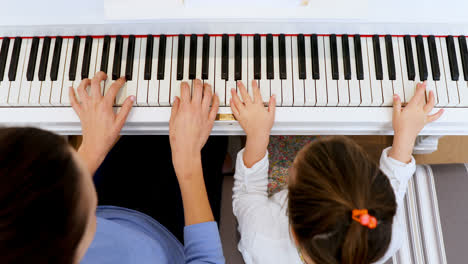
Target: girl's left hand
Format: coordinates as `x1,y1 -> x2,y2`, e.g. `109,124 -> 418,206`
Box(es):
70,71 -> 135,174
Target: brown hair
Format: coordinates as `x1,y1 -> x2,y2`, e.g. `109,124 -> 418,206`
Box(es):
288,136 -> 396,264
0,127 -> 87,264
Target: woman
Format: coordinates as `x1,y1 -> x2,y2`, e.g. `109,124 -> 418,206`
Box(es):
0,72 -> 225,264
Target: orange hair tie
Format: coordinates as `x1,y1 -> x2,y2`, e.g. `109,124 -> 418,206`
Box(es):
352,209 -> 377,229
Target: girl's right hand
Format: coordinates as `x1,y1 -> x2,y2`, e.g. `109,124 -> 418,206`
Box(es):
230,80 -> 276,167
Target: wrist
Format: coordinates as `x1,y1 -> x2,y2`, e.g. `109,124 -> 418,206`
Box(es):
174,152 -> 202,182
390,134 -> 415,163
244,136 -> 269,168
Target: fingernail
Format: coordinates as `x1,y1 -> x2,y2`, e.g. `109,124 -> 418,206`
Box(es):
130,95 -> 136,102
173,96 -> 177,102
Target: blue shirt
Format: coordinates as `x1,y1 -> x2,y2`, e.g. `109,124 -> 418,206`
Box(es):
81,206 -> 225,264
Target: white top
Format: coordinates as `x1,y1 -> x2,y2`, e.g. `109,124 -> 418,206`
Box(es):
232,147 -> 416,264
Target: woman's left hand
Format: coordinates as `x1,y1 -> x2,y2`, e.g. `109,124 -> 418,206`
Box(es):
70,71 -> 135,174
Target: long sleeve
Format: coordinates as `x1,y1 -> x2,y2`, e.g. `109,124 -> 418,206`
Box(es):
184,222 -> 225,264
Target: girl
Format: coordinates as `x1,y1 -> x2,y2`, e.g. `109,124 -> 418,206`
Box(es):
0,73 -> 225,264
230,81 -> 443,264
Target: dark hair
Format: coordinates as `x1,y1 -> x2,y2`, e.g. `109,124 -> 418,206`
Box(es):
288,136 -> 397,264
0,127 -> 87,264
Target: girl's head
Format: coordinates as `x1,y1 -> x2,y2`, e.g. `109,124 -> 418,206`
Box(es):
0,127 -> 97,264
288,136 -> 396,264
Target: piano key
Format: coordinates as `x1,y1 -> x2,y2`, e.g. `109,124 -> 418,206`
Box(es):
359,35 -> 372,106
100,35 -> 111,73
278,34 -> 287,80
399,37 -> 414,103
121,37 -> 140,106
348,36 -> 361,106
72,37 -> 86,100
112,35 -> 123,80
282,36 -> 294,106
354,35 -> 364,80
7,38 -> 27,105
188,34 -> 197,80
18,38 -> 32,105
310,34 -> 320,80
367,37 -> 383,106
392,37 -> 405,104
336,36 -> 349,106
26,37 -> 39,81
446,36 -> 459,81
315,36 -> 328,106
50,36 -> 63,81
28,38 -> 43,105
40,38 -> 56,105
440,37 -> 459,106
0,39 -> 13,105
297,34 -> 306,80
380,36 -> 394,106
428,36 -> 441,81
342,35 -> 351,80
372,35 -> 383,80
116,36 -> 129,105
459,36 -> 468,81
324,36 -> 338,106
266,34 -> 274,80
81,36 -> 93,79
137,36 -> 149,106
271,35 -> 282,106
227,35 -> 235,105
171,35 -> 190,104
410,37 -> 421,98
415,35 -> 428,81
93,38 -> 104,93
330,34 -> 339,80
454,37 -> 468,106
221,34 -> 229,80
125,35 -> 136,81
8,37 -> 22,82
147,36 -> 160,106
102,37 -> 116,96
253,34 -> 261,80
235,34 -> 242,81
201,34 -> 209,80
38,37 -> 51,81
195,36 -> 203,82
204,35 -> 216,92
158,36 -> 172,106
434,38 -> 449,106
404,35 -> 416,81
215,36 -> 226,105
292,36 -> 305,106
61,36 -> 75,105
385,35 -> 396,80
50,38 -> 68,106
144,35 -> 153,80
259,35 -> 270,104
69,36 -> 80,81
422,37 -> 438,106
303,35 -> 315,106
157,35 -> 167,80
175,34 -> 185,81
0,38 -> 10,81
239,35 -> 248,96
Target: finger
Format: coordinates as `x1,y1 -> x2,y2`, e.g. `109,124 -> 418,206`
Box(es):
91,71 -> 107,98
192,79 -> 203,104
423,90 -> 436,114
409,82 -> 426,106
180,82 -> 191,103
69,86 -> 82,116
170,96 -> 180,127
237,81 -> 252,104
230,99 -> 240,118
77,78 -> 91,101
268,95 -> 276,117
426,109 -> 444,123
393,94 -> 402,118
114,95 -> 135,131
252,80 -> 262,104
202,83 -> 213,113
105,77 -> 126,105
231,88 -> 245,111
208,93 -> 219,123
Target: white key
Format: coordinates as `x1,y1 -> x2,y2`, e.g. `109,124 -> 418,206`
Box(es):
227,36 -> 235,105
411,37 -> 422,101
204,36 -> 216,94
359,36 -> 372,106
29,38 -> 43,105
61,38 -> 74,105
103,37 -> 116,96
0,40 -> 14,105
392,37 -> 405,104
121,37 -> 140,106
380,37 -> 394,106
291,36 -> 305,106
316,36 -> 328,106
19,39 -> 33,106
147,36 -> 159,106
8,38 -> 28,105
422,37 -> 438,105
398,37 -> 414,103
336,36 -> 349,106
304,36 -> 315,106
434,38 -> 449,106
367,37 -> 383,106
440,37 -> 460,106
158,36 -> 172,106
51,38 -> 69,106
137,37 -> 149,106
39,38 -> 56,105
214,36 -> 226,106
348,36 -> 361,106
93,38 -> 105,94
259,36 -> 270,104
247,36 -> 254,99
240,36 -> 248,98
323,36 -> 338,106
116,37 -> 129,105
73,37 -> 86,101
282,36 -> 294,106
454,36 -> 468,107
271,36 -> 282,106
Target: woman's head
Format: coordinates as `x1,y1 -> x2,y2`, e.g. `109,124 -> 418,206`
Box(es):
288,136 -> 396,264
0,127 -> 97,264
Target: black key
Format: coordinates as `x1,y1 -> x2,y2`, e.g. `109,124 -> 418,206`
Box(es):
403,35 -> 415,80
354,34 -> 364,80
144,35 -> 153,80
0,37 -> 10,81
459,36 -> 468,81
266,34 -> 274,79
125,35 -> 136,81
26,37 -> 39,81
81,36 -> 93,79
100,35 -> 111,73
415,35 -> 428,81
8,37 -> 22,81
342,34 -> 351,80
310,34 -> 320,79
385,35 -> 396,80
235,34 -> 242,81
201,34 -> 209,80
176,34 -> 185,81
112,35 -> 123,80
372,35 -> 383,80
38,36 -> 51,81
189,34 -> 197,80
221,34 -> 229,80
279,34 -> 287,79
297,34 -> 306,79
446,36 -> 459,81
254,34 -> 261,80
157,35 -> 167,80
330,34 -> 339,80
50,36 -> 63,81
428,36 -> 440,81
69,36 -> 81,81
